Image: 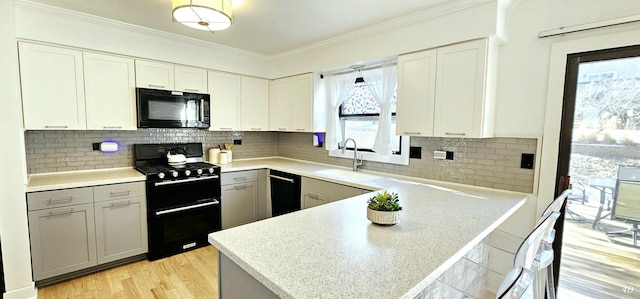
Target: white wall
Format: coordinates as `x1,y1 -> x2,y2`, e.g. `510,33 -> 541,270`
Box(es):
0,0 -> 36,298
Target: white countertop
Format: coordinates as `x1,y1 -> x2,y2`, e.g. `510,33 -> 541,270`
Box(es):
209,157 -> 527,299
26,167 -> 145,192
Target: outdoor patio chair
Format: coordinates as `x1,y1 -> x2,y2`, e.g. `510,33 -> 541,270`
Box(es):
565,183 -> 586,222
606,166 -> 640,247
567,182 -> 587,205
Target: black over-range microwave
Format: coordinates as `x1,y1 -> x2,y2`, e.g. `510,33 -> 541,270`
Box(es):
136,88 -> 210,128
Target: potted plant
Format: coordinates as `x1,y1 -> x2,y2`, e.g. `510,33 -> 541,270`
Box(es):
367,191 -> 402,225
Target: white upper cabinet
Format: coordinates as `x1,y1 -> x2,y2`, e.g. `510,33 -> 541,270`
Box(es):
434,39 -> 496,138
269,73 -> 313,132
241,77 -> 269,131
135,60 -> 174,91
84,52 -> 136,130
175,66 -> 208,93
291,74 -> 314,132
396,39 -> 497,138
396,49 -> 437,137
269,78 -> 293,131
19,43 -> 86,130
136,60 -> 207,93
208,71 -> 241,131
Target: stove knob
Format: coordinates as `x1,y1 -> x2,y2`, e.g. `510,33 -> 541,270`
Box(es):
208,167 -> 214,174
184,169 -> 191,176
157,172 -> 165,179
197,169 -> 203,175
171,170 -> 179,178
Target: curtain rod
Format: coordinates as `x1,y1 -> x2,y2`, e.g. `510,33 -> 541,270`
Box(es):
320,61 -> 397,79
538,14 -> 640,38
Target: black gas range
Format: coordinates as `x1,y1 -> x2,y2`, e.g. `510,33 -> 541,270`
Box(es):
134,143 -> 221,261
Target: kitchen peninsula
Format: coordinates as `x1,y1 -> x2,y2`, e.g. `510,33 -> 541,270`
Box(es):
209,158 -> 527,299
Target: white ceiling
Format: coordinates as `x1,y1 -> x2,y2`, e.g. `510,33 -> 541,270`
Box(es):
26,0 -> 462,56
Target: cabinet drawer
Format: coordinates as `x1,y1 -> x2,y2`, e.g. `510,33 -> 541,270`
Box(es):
94,182 -> 145,202
302,190 -> 330,209
302,177 -> 362,200
27,187 -> 93,211
221,170 -> 258,185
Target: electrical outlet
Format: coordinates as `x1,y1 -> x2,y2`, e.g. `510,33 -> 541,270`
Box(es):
445,151 -> 454,160
233,139 -> 242,145
409,147 -> 421,159
434,151 -> 446,160
521,153 -> 534,169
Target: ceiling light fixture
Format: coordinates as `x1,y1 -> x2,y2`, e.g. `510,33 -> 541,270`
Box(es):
172,0 -> 233,32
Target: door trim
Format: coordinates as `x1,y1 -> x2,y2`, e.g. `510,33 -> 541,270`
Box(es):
539,28 -> 640,217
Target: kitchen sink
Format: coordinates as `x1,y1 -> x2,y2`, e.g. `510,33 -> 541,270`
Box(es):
314,168 -> 379,182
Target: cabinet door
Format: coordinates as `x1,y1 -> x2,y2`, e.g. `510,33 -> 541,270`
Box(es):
18,43 -> 86,130
290,74 -> 314,132
221,183 -> 258,229
269,78 -> 292,131
208,71 -> 241,131
84,53 -> 136,130
241,77 -> 270,131
135,60 -> 174,90
396,49 -> 437,137
434,39 -> 489,138
28,203 -> 97,280
175,66 -> 208,93
94,196 -> 148,264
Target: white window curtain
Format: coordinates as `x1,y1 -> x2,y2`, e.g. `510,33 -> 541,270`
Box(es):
325,71 -> 358,150
360,64 -> 397,155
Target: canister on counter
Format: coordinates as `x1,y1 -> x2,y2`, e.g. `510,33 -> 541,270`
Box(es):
208,148 -> 220,164
221,150 -> 232,163
218,152 -> 229,165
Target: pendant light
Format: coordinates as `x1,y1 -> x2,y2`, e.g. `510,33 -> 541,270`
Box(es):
172,0 -> 233,32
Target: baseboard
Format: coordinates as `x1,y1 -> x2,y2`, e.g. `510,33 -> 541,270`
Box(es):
3,282 -> 36,299
35,254 -> 146,288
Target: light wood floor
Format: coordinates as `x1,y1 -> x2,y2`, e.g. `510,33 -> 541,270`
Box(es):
37,246 -> 219,299
559,220 -> 640,299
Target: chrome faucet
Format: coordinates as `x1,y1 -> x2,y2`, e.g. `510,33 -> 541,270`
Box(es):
342,138 -> 363,171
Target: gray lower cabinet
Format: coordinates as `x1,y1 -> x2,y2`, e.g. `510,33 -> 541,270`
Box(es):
27,182 -> 146,281
93,182 -> 147,264
27,187 -> 97,281
221,170 -> 258,229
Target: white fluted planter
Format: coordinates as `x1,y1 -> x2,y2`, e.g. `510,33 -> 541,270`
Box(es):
367,208 -> 401,225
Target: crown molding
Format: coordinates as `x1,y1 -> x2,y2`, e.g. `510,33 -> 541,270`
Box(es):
273,0 -> 495,60
14,0 -> 497,61
13,0 -> 272,60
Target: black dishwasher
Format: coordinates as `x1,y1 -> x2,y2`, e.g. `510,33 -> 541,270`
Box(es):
269,170 -> 301,217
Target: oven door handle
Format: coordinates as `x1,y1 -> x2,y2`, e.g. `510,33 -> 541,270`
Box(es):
155,199 -> 220,216
154,175 -> 219,186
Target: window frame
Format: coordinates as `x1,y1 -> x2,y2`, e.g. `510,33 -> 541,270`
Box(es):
328,76 -> 409,166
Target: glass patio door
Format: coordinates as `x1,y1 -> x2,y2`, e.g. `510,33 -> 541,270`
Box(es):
555,45 -> 640,298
